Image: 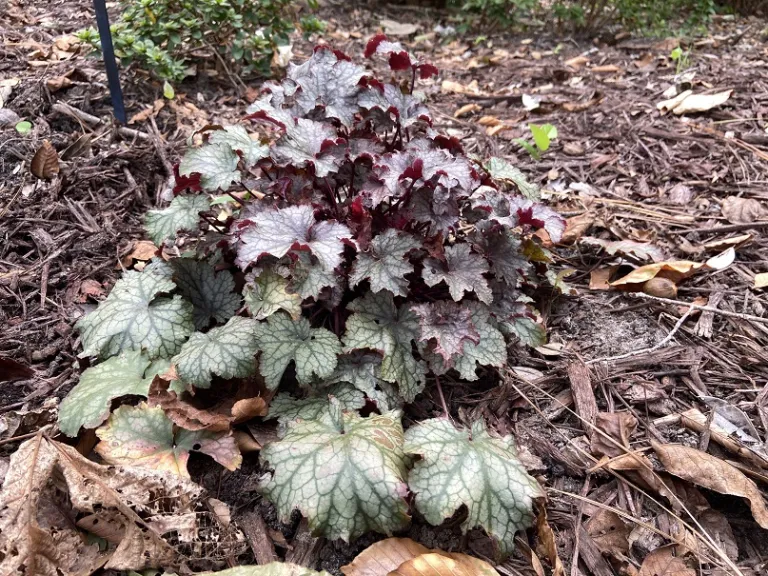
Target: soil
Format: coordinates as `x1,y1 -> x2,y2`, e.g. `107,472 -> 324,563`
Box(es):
3,0 -> 768,575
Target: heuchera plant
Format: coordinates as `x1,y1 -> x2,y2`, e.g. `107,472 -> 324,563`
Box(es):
60,36 -> 562,556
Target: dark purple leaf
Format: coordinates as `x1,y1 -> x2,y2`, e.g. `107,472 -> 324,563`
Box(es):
411,301 -> 480,364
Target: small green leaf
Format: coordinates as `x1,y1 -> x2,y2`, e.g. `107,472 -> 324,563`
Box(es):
244,268 -> 303,321
58,350 -> 167,436
343,291 -> 426,403
170,259 -> 240,329
260,410 -> 410,541
144,195 -> 211,245
179,144 -> 241,191
404,418 -> 544,557
15,121 -> 32,135
95,402 -> 241,477
514,138 -> 539,160
529,123 -> 557,152
172,316 -> 261,389
256,313 -> 341,389
503,316 -> 547,347
163,80 -> 175,99
76,269 -> 194,360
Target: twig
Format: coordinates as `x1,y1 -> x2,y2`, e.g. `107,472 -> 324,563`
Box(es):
626,292 -> 768,325
433,375 -> 450,418
51,101 -> 149,141
586,307 -> 693,365
670,221 -> 768,235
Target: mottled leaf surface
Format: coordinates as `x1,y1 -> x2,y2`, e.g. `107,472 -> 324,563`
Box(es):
171,259 -> 240,329
179,144 -> 241,191
273,119 -> 343,177
244,268 -> 303,320
77,269 -> 194,360
422,244 -> 492,304
260,411 -> 410,541
422,302 -> 507,380
59,351 -> 161,436
256,313 -> 341,389
411,301 -> 479,364
350,230 -> 420,296
144,195 -> 210,245
96,403 -> 242,477
209,125 -> 269,167
343,291 -> 426,402
485,157 -> 539,200
172,316 -> 261,389
324,352 -> 399,410
237,205 -> 353,272
267,383 -> 366,430
404,419 -> 543,557
358,84 -> 430,128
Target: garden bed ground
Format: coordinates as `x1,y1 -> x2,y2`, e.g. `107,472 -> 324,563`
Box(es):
2,0 -> 768,574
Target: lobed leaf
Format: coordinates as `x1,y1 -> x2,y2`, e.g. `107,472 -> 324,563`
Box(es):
244,268 -> 303,320
208,125 -> 269,167
422,244 -> 492,304
404,419 -> 544,557
256,313 -> 342,389
267,383 -> 366,432
171,259 -> 240,329
343,291 -> 426,402
179,144 -> 241,191
77,269 -> 194,360
350,229 -> 421,296
95,403 -> 242,478
411,301 -> 480,365
172,316 -> 261,389
260,410 -> 410,541
144,195 -> 211,245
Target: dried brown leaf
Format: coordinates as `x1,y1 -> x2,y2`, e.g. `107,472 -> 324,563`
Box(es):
342,538 -> 430,576
652,440 -> 768,529
590,412 -> 637,457
128,240 -> 159,262
610,249 -> 734,289
697,509 -> 738,561
581,237 -> 667,263
638,548 -> 694,576
536,508 -> 565,576
454,103 -> 481,118
721,196 -> 766,224
30,140 -> 60,180
387,552 -> 499,576
560,213 -> 593,244
585,510 -> 630,556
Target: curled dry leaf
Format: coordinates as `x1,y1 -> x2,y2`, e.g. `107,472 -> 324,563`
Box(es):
610,248 -> 734,290
30,140 -> 60,180
0,434 -> 202,573
389,553 -> 499,576
559,213 -> 593,244
536,508 -> 565,576
657,90 -> 732,115
638,547 -> 694,576
585,509 -> 630,556
721,196 -> 766,224
454,103 -> 481,118
652,440 -> 768,529
590,412 -> 637,458
440,79 -> 482,95
581,237 -> 667,263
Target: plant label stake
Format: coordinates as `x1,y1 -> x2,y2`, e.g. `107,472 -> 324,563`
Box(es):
92,0 -> 127,124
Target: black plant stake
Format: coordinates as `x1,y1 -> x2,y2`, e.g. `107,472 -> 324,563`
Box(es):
92,0 -> 126,124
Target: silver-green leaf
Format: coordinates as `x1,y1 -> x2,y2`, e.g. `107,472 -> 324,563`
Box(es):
179,144 -> 241,191
267,383 -> 366,433
404,418 -> 544,557
343,291 -> 426,402
350,229 -> 420,296
172,316 -> 261,389
256,313 -> 341,389
260,410 -> 410,541
76,269 -> 194,360
209,125 -> 269,168
144,195 -> 211,245
244,268 -> 303,321
171,259 -> 240,329
58,351 -> 167,437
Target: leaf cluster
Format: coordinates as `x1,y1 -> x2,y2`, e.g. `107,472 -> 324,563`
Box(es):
62,38 -> 556,555
77,0 -> 295,82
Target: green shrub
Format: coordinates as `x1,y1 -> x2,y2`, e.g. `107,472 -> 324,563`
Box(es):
78,0 -> 295,82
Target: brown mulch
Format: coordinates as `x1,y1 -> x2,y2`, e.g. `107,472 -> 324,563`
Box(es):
3,0 -> 768,574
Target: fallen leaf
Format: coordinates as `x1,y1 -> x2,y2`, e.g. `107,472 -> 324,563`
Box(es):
585,509 -> 630,556
652,440 -> 768,529
589,266 -> 618,290
755,273 -> 768,289
560,213 -> 593,244
486,124 -> 511,136
592,64 -> 622,74
721,196 -> 766,224
697,509 -> 738,561
672,90 -> 732,115
610,248 -> 734,289
454,103 -> 480,118
128,240 -> 159,261
380,19 -> 419,36
341,538 -> 430,576
702,233 -> 752,253
563,142 -> 585,156
478,115 -> 502,126
0,356 -> 34,382
582,237 -> 667,262
441,79 -> 481,95
30,140 -> 59,179
536,508 -> 565,576
564,55 -> 589,69
522,94 -> 540,111
657,90 -> 693,113
591,412 -> 637,457
46,74 -> 73,92
667,183 -> 694,205
129,99 -> 165,124
638,548 -> 694,576
388,552 -> 499,576
643,277 -> 678,298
